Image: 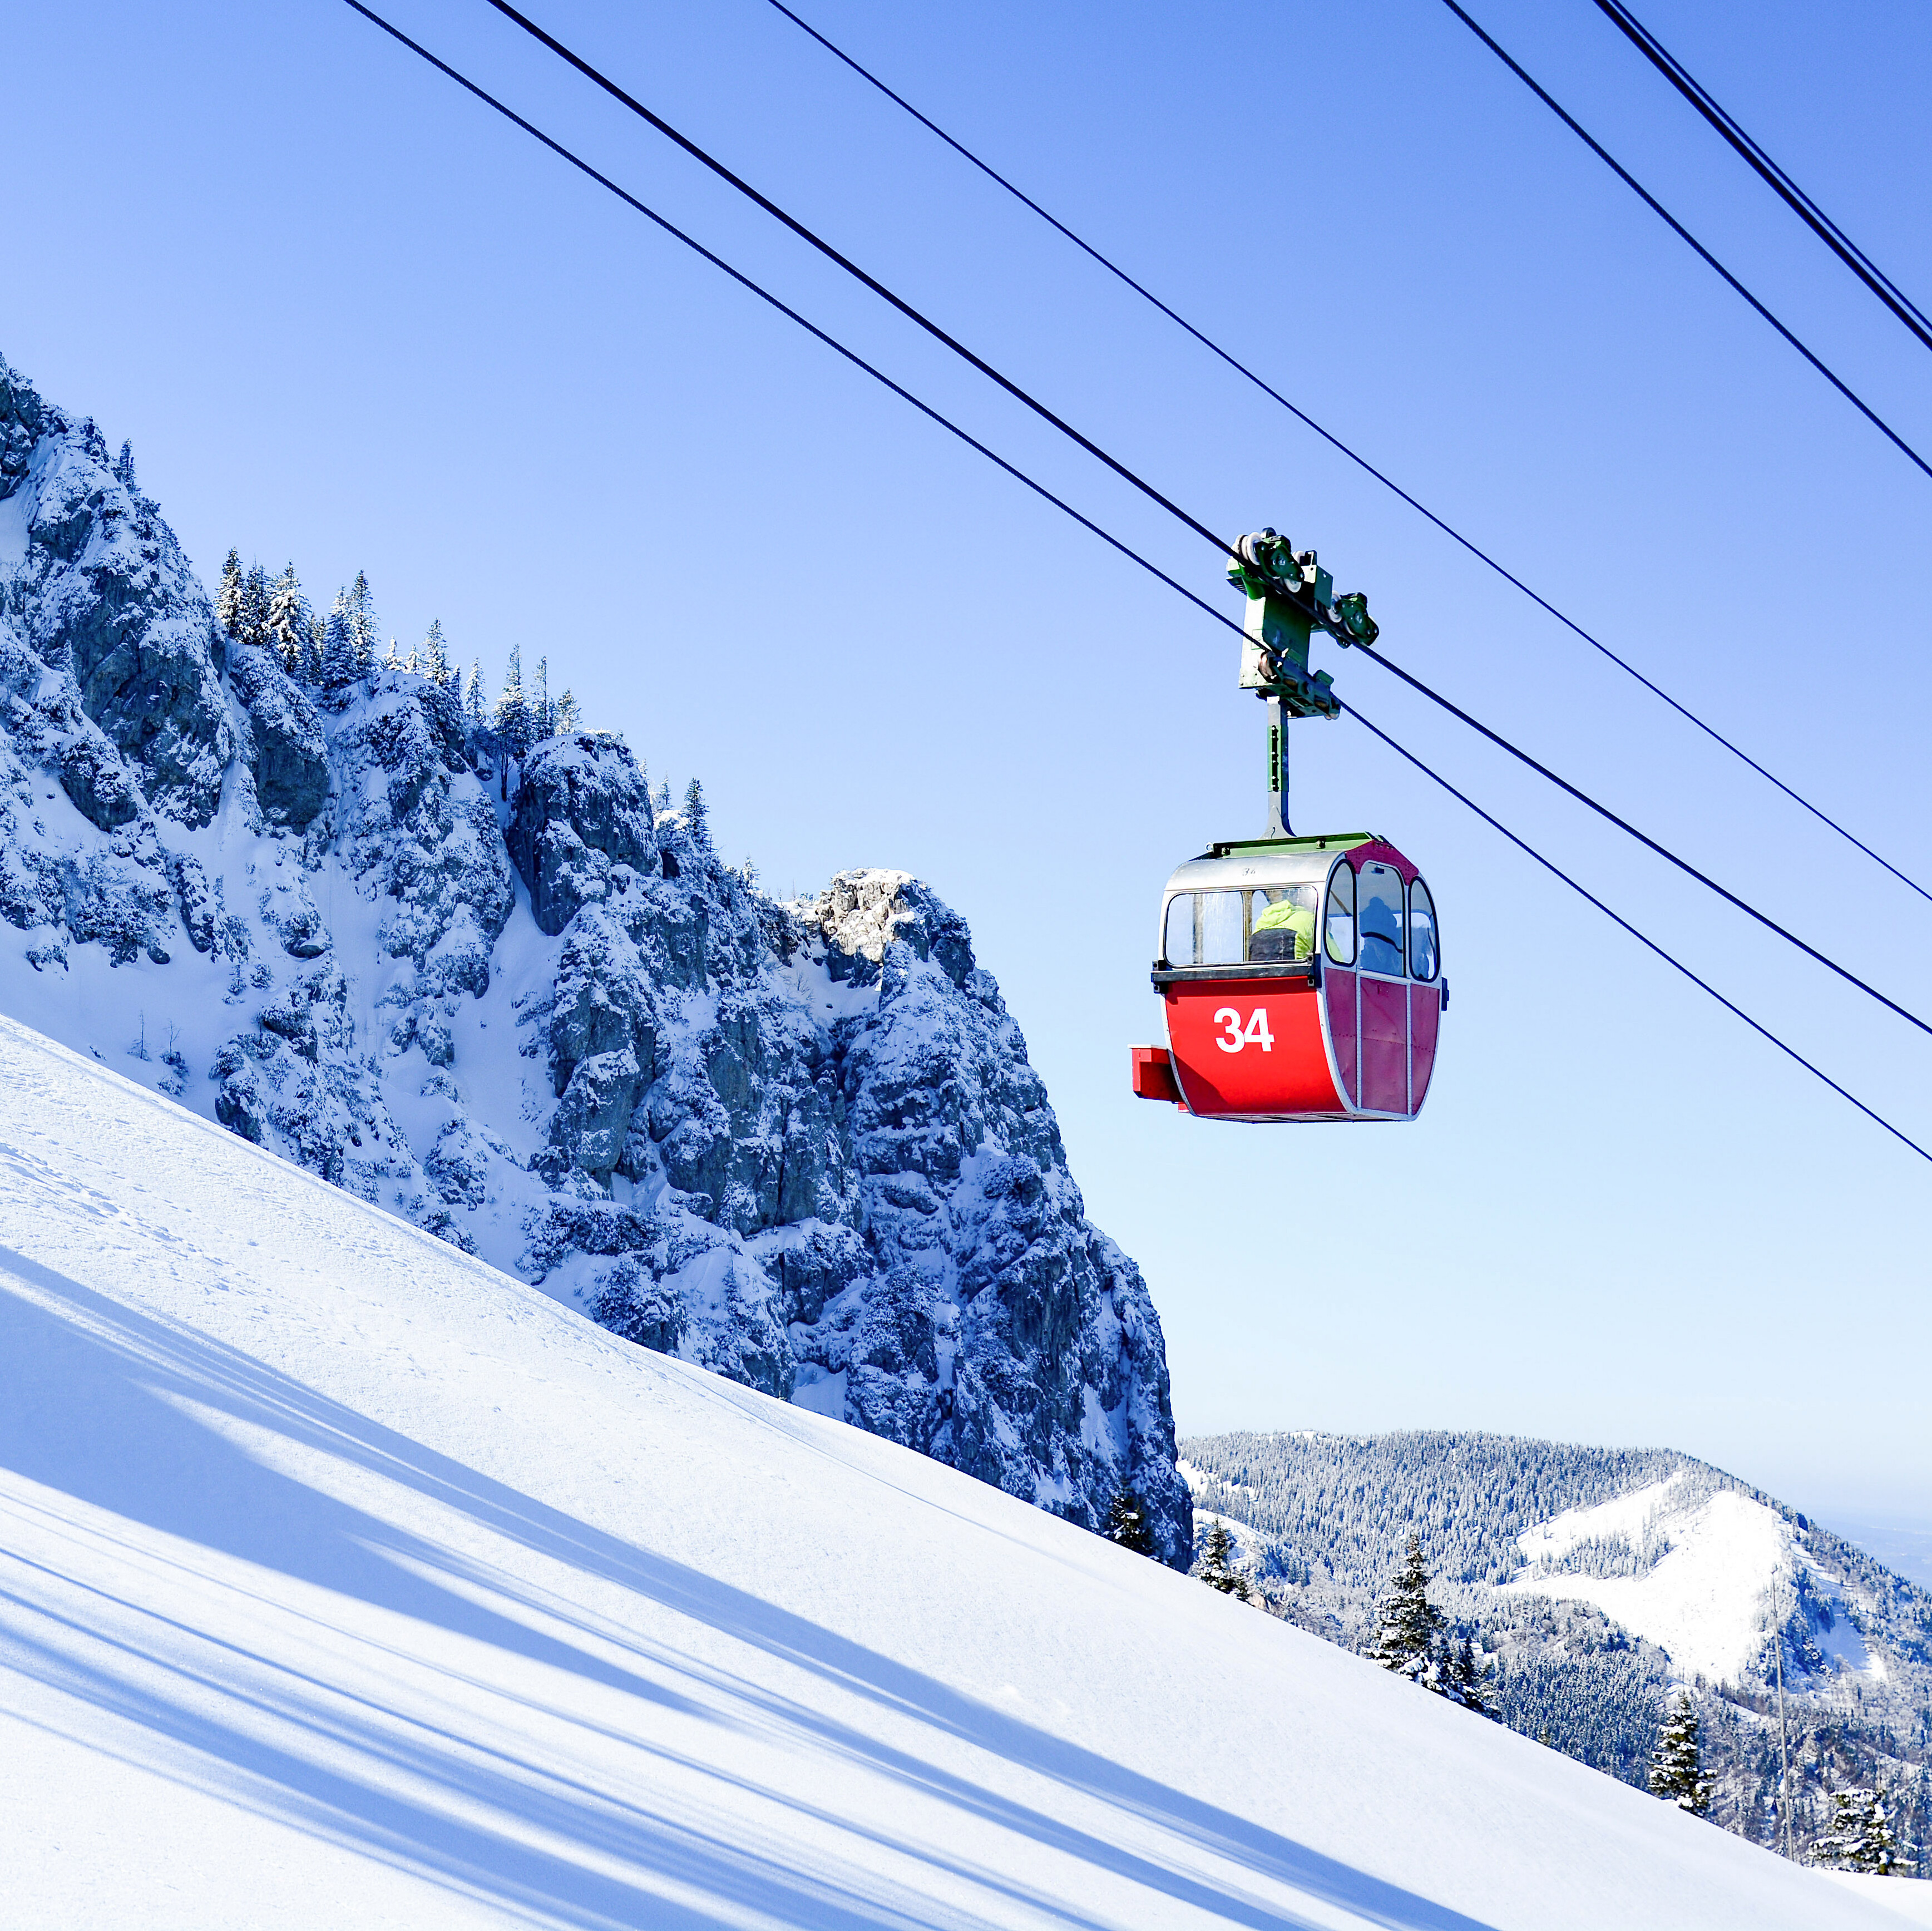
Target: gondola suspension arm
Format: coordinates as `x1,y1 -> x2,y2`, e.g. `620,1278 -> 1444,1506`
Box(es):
1225,529 -> 1378,837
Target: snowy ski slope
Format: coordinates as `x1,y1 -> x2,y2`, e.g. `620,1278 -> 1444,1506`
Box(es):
0,1015 -> 1900,1928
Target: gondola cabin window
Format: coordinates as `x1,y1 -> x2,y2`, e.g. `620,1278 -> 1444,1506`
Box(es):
1249,886 -> 1317,962
1408,877 -> 1440,981
1163,886 -> 1319,967
1325,861 -> 1356,966
1358,863 -> 1405,976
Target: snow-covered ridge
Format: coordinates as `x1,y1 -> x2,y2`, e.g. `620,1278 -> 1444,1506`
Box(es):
0,1014 -> 1895,1929
0,350 -> 1189,1560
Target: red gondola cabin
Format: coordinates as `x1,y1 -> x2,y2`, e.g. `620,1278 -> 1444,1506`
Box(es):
1131,834 -> 1445,1122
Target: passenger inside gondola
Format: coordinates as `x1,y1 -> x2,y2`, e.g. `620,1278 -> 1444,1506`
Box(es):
1249,886 -> 1318,962
1162,886 -> 1322,966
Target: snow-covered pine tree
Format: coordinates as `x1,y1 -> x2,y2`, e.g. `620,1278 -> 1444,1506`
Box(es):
493,645 -> 532,798
682,777 -> 710,847
384,638 -> 401,673
1194,1520 -> 1248,1598
115,440 -> 137,491
217,550 -> 244,637
1812,1785 -> 1899,1874
1647,1693 -> 1710,1815
303,611 -> 327,686
344,571 -> 379,674
1104,1485 -> 1158,1558
421,619 -> 452,690
532,655 -> 552,741
1370,1535 -> 1444,1684
1446,1635 -> 1495,1718
240,564 -> 271,650
465,659 -> 486,730
552,687 -> 581,736
267,564 -> 307,675
320,607 -> 357,692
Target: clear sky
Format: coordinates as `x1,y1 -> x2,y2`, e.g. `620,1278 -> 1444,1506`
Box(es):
9,0 -> 1929,1522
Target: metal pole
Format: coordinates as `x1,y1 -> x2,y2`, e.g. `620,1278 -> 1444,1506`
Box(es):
1265,697 -> 1291,838
1773,1573 -> 1795,1860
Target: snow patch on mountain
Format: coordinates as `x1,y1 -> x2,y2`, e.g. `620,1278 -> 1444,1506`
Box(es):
1505,1476 -> 1790,1685
1505,1475 -> 1889,1690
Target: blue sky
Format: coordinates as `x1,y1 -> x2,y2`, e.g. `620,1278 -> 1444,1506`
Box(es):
9,0 -> 1930,1520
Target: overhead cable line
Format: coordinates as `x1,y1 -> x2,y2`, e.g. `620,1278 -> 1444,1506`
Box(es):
335,0 -> 1226,626
1437,0 -> 1932,486
476,0 -> 1227,552
337,1 -> 1932,1055
1591,0 -> 1932,353
1348,705 -> 1932,1166
757,0 -> 1932,908
1361,646 -> 1932,1040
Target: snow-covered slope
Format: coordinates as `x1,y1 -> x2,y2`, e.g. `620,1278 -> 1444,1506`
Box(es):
0,1016 -> 1895,1928
1826,1875 -> 1932,1925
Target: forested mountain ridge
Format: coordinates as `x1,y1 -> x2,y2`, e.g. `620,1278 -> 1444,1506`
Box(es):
0,350 -> 1190,1565
1183,1429 -> 1932,1868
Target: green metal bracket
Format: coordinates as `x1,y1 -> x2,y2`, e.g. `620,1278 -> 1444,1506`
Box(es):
1226,529 -> 1380,839
1226,528 -> 1378,720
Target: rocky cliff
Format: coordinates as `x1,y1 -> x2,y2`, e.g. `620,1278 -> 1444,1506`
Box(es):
0,353 -> 1191,1565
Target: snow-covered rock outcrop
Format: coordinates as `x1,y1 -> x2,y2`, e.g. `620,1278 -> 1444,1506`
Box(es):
0,353 -> 1190,1564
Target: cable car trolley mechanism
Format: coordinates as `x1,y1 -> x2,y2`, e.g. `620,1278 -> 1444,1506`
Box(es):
1132,531 -> 1446,1123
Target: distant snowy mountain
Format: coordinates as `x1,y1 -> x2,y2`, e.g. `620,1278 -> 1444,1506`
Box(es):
0,350 -> 1187,1562
0,1014 -> 1904,1929
1183,1430 -> 1932,1868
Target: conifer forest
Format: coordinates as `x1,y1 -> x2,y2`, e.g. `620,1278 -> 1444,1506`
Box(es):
1183,1429 -> 1932,1870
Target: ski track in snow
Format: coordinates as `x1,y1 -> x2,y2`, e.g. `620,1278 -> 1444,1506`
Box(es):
0,1016 -> 1901,1928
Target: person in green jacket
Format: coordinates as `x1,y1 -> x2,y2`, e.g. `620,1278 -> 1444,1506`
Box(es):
1251,888 -> 1317,962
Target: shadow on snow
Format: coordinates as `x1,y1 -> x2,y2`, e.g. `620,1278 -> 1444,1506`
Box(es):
0,1248 -> 1494,1931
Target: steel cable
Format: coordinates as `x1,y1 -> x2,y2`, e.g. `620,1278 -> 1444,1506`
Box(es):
1361,646 -> 1932,1039
1348,705 -> 1932,1165
477,0 -> 1229,552
1590,0 -> 1932,353
1438,0 -> 1932,484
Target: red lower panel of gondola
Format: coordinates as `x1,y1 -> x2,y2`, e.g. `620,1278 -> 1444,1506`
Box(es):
1162,975 -> 1341,1120
1326,969 -> 1357,1105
